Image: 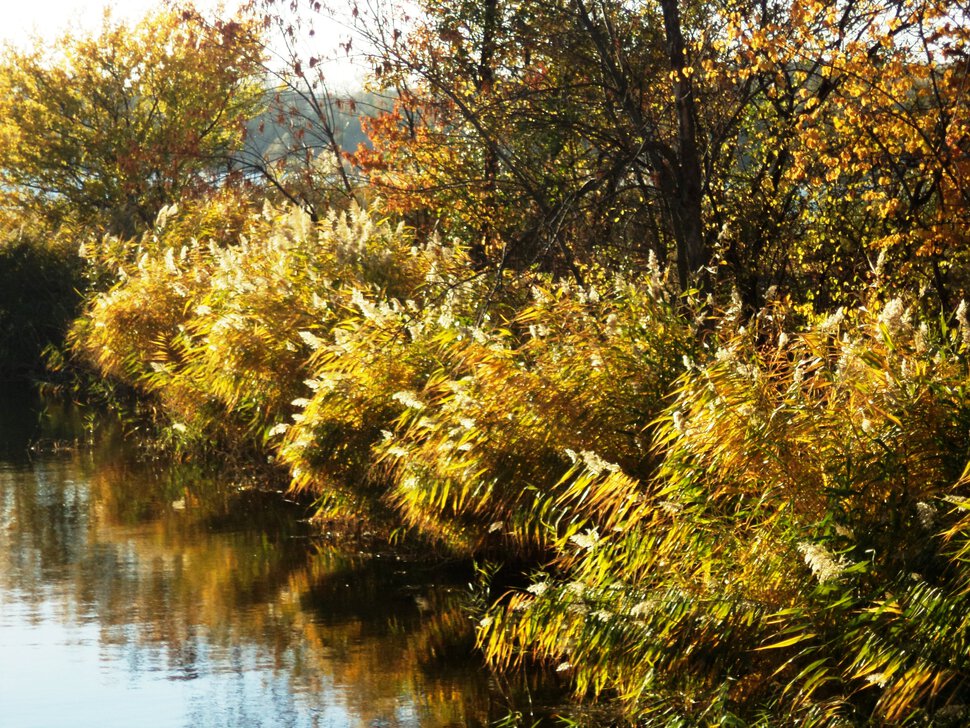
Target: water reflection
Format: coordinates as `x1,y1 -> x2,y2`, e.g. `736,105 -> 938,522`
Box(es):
0,391 -> 558,727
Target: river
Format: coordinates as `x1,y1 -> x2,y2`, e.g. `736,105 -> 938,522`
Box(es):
0,388 -> 563,727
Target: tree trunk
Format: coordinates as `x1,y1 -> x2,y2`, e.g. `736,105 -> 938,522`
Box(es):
659,0 -> 707,292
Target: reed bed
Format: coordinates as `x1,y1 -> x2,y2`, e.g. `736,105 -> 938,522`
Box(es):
71,198 -> 970,724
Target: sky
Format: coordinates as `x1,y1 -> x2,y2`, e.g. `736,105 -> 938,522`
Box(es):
0,0 -> 366,89
0,1 -> 240,45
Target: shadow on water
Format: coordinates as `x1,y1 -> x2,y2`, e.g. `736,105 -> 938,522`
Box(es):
0,391 -> 571,728
0,383 -> 46,458
0,382 -> 98,461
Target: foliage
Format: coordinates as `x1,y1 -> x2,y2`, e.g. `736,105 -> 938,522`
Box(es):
275,236 -> 496,517
70,179 -> 970,722
0,216 -> 83,377
375,262 -> 694,555
346,0 -> 969,305
481,296 -> 970,724
26,0 -> 970,722
71,189 -> 698,543
71,194 -> 423,456
0,6 -> 265,237
352,0 -> 710,280
712,0 -> 970,308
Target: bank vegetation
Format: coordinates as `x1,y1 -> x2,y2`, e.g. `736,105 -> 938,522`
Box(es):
1,0 -> 969,723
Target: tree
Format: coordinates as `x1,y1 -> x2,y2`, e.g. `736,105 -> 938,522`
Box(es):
344,0 -> 967,304
0,6 -> 266,237
708,0 -> 970,308
345,0 -> 729,288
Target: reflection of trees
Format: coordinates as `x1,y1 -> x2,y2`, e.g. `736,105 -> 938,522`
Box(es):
0,439 -> 536,726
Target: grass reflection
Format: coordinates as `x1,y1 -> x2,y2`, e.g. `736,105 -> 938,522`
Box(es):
0,408 -> 550,727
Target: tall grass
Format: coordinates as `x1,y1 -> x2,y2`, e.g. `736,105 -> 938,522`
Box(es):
481,298 -> 970,724
70,196 -> 970,723
71,193 -> 426,455
375,262 -> 693,555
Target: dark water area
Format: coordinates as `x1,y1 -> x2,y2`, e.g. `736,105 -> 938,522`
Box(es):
0,387 -> 565,727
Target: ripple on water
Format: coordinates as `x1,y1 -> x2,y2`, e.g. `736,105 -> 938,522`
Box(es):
0,397 -> 555,728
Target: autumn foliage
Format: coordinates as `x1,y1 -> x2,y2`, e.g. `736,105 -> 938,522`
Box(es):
354,0 -> 969,306
4,0 -> 970,723
0,7 -> 264,237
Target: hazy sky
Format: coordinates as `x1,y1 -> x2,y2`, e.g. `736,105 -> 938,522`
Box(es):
0,1 -> 242,45
0,0 -> 366,89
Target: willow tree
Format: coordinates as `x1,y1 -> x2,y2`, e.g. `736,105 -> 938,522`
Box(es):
0,7 -> 266,237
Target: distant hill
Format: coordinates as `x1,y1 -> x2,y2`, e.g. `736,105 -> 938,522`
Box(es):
242,88 -> 394,164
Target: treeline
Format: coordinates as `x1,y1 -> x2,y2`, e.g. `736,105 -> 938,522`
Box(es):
1,0 -> 970,724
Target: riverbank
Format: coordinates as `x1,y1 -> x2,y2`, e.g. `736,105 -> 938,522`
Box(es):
58,197 -> 970,725
0,387 -> 577,726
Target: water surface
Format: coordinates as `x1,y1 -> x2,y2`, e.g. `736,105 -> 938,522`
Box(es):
0,388 -> 555,727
